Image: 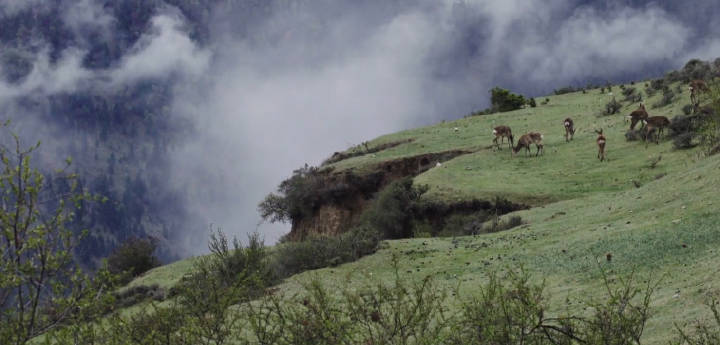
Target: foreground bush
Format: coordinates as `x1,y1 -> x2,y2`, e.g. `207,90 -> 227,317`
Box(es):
272,226 -> 380,278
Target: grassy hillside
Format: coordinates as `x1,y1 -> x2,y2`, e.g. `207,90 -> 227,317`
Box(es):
126,81 -> 719,343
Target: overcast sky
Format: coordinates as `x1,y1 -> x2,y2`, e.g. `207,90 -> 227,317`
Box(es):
1,0 -> 719,252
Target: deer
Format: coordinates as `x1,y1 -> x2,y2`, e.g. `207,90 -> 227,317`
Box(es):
512,132 -> 544,157
642,116 -> 670,146
627,103 -> 649,130
563,118 -> 575,142
689,79 -> 709,110
492,126 -> 514,150
595,129 -> 606,161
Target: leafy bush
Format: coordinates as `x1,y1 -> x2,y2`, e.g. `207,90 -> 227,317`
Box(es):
645,86 -> 657,97
673,132 -> 696,149
272,226 -> 380,278
259,165 -> 383,224
605,97 -> 622,115
653,87 -> 675,108
528,98 -> 537,107
107,237 -> 160,282
683,59 -> 713,81
683,104 -> 694,115
626,130 -> 642,141
359,177 -> 428,239
248,254 -> 449,345
650,78 -> 666,91
622,87 -> 642,103
671,297 -> 720,345
490,87 -> 526,112
554,86 -> 578,95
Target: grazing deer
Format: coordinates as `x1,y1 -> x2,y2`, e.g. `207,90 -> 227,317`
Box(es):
689,79 -> 709,109
627,103 -> 649,130
492,126 -> 514,150
512,132 -> 544,157
642,116 -> 670,145
595,129 -> 606,161
563,118 -> 575,142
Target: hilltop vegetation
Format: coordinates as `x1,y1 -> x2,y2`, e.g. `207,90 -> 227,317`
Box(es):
5,57 -> 720,344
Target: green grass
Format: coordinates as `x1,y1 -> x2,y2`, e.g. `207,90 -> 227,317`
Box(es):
125,82 -> 719,343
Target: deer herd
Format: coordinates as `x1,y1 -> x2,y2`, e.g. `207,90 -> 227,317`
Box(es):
490,79 -> 708,161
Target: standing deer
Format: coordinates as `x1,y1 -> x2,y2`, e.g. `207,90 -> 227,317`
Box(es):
642,116 -> 670,145
512,132 -> 544,157
595,129 -> 606,161
689,79 -> 709,109
492,126 -> 514,150
563,118 -> 575,142
627,103 -> 649,130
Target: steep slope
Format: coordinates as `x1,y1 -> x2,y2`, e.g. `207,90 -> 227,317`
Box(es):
126,81 -> 719,342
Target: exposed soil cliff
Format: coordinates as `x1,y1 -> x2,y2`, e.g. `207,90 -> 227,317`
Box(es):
288,148 -> 528,240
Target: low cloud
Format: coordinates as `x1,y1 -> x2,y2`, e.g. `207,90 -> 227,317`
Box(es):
110,13 -> 211,86
164,0 -> 720,247
3,0 -> 720,253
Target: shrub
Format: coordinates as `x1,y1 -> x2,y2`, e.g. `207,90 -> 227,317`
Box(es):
259,165 -> 383,224
248,254 -> 450,345
653,87 -> 675,108
107,237 -> 160,282
359,177 -> 428,239
490,87 -> 526,112
622,87 -> 642,103
671,296 -> 720,345
682,59 -> 712,81
625,130 -> 642,141
273,226 -> 380,279
554,86 -> 578,95
605,97 -> 622,115
683,104 -> 694,115
528,98 -> 537,107
645,86 -> 656,97
673,132 -> 696,149
650,78 -> 666,90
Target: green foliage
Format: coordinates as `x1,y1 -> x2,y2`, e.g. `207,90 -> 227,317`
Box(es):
107,237 -> 160,283
528,98 -> 537,108
174,230 -> 276,299
622,87 -> 642,103
682,59 -> 713,82
653,87 -> 676,108
490,87 -> 527,113
247,254 -> 450,345
671,297 -> 720,345
259,165 -> 383,224
683,104 -> 694,115
451,265 -> 656,345
554,86 -> 579,95
272,226 -> 380,279
697,83 -> 720,154
359,177 -> 428,239
0,126 -> 114,345
605,97 -> 622,115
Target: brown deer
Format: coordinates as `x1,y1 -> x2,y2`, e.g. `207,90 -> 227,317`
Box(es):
642,116 -> 670,145
563,118 -> 575,142
689,79 -> 709,109
492,126 -> 514,150
627,103 -> 649,130
512,132 -> 544,157
595,129 -> 606,161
